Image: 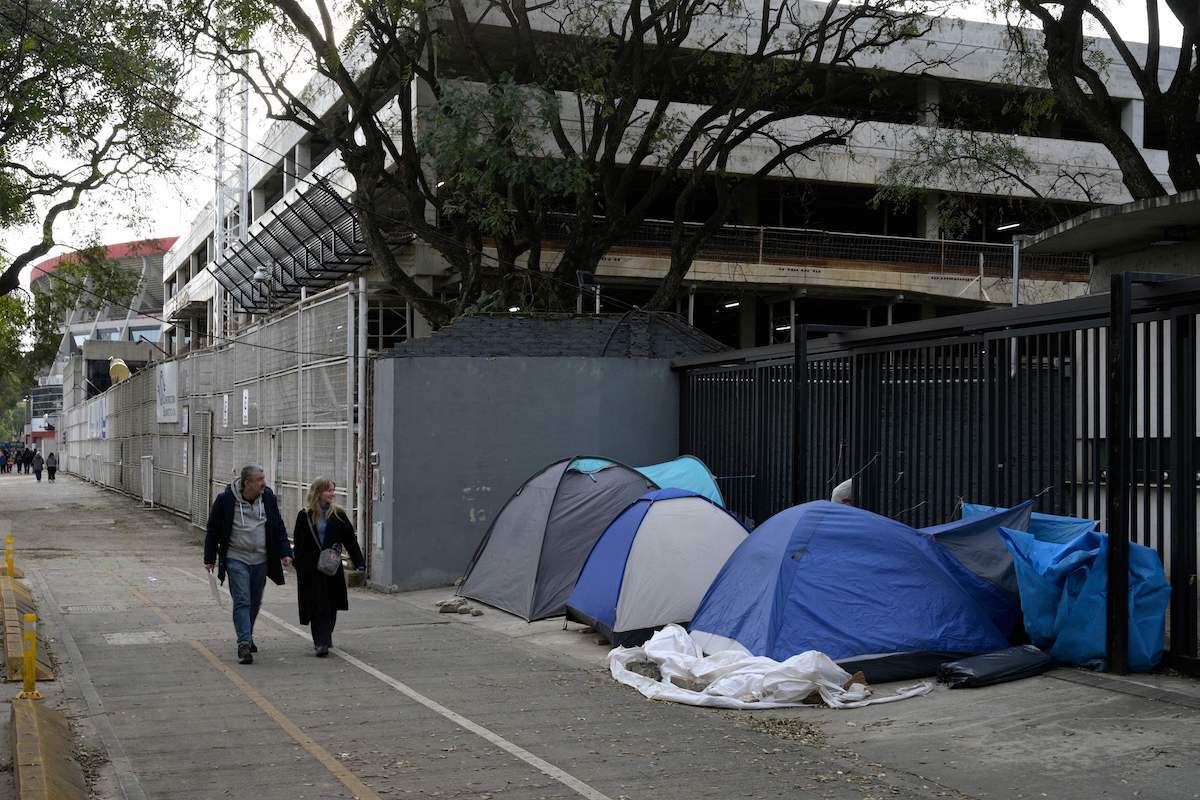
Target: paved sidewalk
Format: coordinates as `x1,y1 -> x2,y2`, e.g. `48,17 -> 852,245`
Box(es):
2,473 -> 1198,800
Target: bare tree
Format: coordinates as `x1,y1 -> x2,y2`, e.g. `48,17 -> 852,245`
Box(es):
995,0 -> 1199,199
190,0 -> 949,323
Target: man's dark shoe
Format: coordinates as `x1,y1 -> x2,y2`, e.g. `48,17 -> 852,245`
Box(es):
249,642 -> 258,653
315,646 -> 329,658
238,642 -> 253,664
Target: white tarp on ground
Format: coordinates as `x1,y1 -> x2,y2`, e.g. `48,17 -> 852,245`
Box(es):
608,625 -> 932,710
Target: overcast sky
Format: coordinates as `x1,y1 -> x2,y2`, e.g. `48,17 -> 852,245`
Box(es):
10,1 -> 1188,290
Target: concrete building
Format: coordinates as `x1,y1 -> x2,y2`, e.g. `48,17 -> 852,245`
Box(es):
1024,189 -> 1200,292
160,3 -> 1178,351
27,238 -> 175,453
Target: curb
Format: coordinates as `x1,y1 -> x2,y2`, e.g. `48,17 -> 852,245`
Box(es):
0,576 -> 53,682
10,699 -> 88,800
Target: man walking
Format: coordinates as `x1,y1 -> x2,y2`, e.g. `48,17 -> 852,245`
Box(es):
204,464 -> 293,664
45,452 -> 58,482
31,451 -> 43,482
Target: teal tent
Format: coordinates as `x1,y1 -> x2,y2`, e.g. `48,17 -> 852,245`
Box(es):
572,455 -> 724,507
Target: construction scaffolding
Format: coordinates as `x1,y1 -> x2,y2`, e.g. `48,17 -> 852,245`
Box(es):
60,284 -> 371,541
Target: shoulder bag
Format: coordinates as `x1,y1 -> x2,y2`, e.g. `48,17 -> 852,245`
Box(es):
306,513 -> 343,576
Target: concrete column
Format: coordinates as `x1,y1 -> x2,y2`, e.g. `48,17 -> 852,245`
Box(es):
294,142 -> 311,179
918,77 -> 940,126
917,193 -> 940,239
410,276 -> 437,339
252,187 -> 267,222
283,154 -> 296,193
738,297 -> 757,348
1121,99 -> 1145,149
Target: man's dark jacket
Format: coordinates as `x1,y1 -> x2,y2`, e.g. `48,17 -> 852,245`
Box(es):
203,484 -> 293,585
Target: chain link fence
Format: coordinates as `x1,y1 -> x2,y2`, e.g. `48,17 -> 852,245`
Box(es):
60,285 -> 360,530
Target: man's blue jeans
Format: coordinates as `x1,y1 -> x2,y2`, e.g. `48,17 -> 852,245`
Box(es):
225,558 -> 268,645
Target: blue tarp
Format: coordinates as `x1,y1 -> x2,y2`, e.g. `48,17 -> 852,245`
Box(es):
689,501 -> 1012,662
571,455 -> 725,507
999,528 -> 1171,672
965,503 -> 1097,544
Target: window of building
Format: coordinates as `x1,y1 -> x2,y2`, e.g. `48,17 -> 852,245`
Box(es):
131,327 -> 163,344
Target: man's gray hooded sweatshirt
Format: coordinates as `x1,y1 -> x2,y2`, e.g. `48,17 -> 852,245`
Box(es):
225,478 -> 267,565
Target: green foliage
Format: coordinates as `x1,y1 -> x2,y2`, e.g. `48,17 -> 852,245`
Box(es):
421,78 -> 589,240
0,0 -> 195,293
0,248 -> 139,437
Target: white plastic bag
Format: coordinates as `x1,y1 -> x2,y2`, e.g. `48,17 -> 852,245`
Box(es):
208,570 -> 226,608
608,625 -> 931,710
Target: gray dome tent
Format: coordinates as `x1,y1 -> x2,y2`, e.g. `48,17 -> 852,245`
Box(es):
458,457 -> 658,620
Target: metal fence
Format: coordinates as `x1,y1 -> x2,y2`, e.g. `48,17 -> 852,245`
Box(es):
60,284 -> 365,537
678,274 -> 1200,676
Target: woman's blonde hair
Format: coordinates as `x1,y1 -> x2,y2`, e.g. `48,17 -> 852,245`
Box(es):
305,476 -> 347,523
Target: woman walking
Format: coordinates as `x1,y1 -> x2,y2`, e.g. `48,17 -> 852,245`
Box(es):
31,451 -> 44,482
45,452 -> 57,482
292,477 -> 365,656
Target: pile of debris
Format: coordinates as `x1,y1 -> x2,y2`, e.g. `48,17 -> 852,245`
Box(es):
435,597 -> 483,616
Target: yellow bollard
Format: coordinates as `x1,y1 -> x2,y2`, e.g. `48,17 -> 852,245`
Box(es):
18,613 -> 42,700
4,544 -> 12,578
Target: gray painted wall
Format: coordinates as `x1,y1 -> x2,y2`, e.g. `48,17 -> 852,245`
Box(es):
372,357 -> 680,591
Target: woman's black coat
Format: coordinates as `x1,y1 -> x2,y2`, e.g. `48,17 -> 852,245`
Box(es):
292,509 -> 365,625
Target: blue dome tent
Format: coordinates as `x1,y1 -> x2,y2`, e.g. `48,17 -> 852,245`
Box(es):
689,501 -> 1012,681
572,455 -> 725,507
458,457 -> 657,620
566,489 -> 747,646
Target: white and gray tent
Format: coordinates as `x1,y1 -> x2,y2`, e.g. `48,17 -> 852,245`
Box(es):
458,458 -> 658,620
566,489 -> 749,646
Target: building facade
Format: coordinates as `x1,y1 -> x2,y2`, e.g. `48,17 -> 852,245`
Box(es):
160,4 -> 1180,350
27,237 -> 176,453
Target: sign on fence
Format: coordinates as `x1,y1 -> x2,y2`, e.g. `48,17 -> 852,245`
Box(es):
156,363 -> 179,423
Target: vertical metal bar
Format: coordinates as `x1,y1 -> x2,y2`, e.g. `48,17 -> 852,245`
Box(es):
1093,325 -> 1103,522
1156,320 -> 1165,558
1142,320 -> 1151,547
1106,272 -> 1132,675
1079,329 -> 1089,518
1169,312 -> 1198,664
1037,334 -> 1048,504
1081,329 -> 1092,519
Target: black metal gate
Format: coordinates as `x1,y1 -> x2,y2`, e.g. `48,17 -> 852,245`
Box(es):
678,274 -> 1200,676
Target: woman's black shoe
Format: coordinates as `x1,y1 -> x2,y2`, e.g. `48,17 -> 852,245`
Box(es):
315,646 -> 329,657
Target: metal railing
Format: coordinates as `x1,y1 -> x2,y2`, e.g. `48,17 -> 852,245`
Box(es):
677,276 -> 1200,676
543,215 -> 1091,278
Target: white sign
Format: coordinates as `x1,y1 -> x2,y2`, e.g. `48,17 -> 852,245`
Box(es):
181,406 -> 190,434
156,363 -> 179,423
222,394 -> 229,428
183,439 -> 188,475
241,389 -> 250,425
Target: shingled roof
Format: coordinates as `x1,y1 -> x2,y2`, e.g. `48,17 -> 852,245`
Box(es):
386,311 -> 727,359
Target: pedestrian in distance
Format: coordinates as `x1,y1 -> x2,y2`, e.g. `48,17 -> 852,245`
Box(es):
45,452 -> 58,482
292,477 -> 365,657
203,464 -> 293,665
31,451 -> 44,482
23,448 -> 33,474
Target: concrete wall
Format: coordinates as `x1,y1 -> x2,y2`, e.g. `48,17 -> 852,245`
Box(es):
1089,241 -> 1200,293
371,357 -> 680,591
